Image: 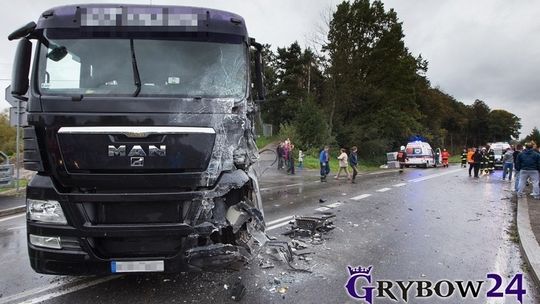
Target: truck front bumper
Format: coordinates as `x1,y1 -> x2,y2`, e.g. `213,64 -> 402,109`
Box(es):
26,172 -> 264,275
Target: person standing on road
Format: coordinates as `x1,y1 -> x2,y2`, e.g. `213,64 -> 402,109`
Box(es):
349,146 -> 359,184
502,147 -> 514,181
277,142 -> 284,170
442,149 -> 450,168
467,148 -> 475,176
319,146 -> 330,182
513,144 -> 523,192
461,148 -> 468,168
481,147 -> 488,174
335,148 -> 350,180
287,144 -> 295,175
397,146 -> 408,173
487,145 -> 496,173
516,142 -> 540,199
297,149 -> 304,170
473,148 -> 483,178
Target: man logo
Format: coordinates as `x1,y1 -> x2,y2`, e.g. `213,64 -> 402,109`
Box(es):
130,157 -> 144,167
108,145 -> 166,157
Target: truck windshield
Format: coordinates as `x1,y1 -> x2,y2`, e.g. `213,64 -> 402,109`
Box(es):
37,34 -> 247,99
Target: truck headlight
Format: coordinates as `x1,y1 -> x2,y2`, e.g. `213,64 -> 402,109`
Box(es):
29,234 -> 62,249
27,199 -> 67,224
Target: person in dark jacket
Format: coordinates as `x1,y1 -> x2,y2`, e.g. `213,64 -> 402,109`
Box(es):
349,146 -> 358,184
487,146 -> 496,173
287,144 -> 295,175
460,148 -> 467,168
516,142 -> 540,198
319,146 -> 330,182
472,148 -> 483,178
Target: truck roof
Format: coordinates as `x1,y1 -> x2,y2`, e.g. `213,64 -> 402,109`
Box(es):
36,4 -> 247,37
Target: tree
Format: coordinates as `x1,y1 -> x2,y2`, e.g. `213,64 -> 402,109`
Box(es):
487,109 -> 521,142
524,127 -> 540,145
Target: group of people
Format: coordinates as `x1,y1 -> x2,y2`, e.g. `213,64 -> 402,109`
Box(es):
464,146 -> 496,177
464,142 -> 540,199
319,146 -> 359,183
276,139 -> 304,175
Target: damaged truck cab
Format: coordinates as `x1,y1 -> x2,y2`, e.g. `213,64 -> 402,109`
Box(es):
9,4 -> 266,274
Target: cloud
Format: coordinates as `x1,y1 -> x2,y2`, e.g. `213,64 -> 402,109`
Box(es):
0,0 -> 538,137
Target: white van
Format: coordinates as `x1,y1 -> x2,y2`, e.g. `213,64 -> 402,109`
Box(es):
403,141 -> 439,168
490,142 -> 511,169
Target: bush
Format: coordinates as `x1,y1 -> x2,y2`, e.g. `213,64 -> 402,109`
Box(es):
0,113 -> 16,155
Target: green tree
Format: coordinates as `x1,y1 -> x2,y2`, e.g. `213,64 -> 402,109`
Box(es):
524,127 -> 540,145
487,109 -> 521,142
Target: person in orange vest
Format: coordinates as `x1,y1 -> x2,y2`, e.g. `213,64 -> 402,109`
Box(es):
467,148 -> 475,176
441,149 -> 450,168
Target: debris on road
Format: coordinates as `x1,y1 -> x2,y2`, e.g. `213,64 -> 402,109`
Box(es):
283,214 -> 336,237
230,280 -> 246,302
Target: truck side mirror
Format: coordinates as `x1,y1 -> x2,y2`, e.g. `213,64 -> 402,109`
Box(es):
11,38 -> 32,98
250,38 -> 265,102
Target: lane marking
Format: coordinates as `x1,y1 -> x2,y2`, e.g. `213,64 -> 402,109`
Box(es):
315,207 -> 331,212
393,183 -> 407,187
12,276 -> 119,304
266,221 -> 291,231
260,182 -> 309,191
376,188 -> 391,192
350,194 -> 372,201
326,202 -> 342,208
266,215 -> 294,226
408,169 -> 461,183
0,213 -> 25,223
7,225 -> 25,231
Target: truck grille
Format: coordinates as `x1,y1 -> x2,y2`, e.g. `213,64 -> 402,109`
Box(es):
82,201 -> 183,224
91,236 -> 183,258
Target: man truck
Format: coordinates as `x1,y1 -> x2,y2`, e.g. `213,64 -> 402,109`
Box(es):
8,4 -> 266,275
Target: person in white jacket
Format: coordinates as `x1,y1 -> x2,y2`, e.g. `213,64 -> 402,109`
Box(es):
335,148 -> 350,180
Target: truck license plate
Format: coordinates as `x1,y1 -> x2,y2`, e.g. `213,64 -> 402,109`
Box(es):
111,260 -> 164,273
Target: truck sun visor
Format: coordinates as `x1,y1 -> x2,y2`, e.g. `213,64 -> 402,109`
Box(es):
80,7 -> 205,27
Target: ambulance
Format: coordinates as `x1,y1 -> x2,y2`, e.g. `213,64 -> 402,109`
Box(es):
403,141 -> 440,168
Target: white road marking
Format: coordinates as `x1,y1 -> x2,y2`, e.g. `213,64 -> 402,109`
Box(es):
376,188 -> 391,192
0,213 -> 25,223
266,215 -> 294,226
393,183 -> 407,187
14,276 -> 119,304
7,225 -> 25,231
350,194 -> 372,201
315,207 -> 331,212
408,169 -> 462,183
260,182 -> 306,191
325,202 -> 342,208
266,221 -> 291,231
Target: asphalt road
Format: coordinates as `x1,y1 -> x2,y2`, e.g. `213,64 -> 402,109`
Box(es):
0,166 -> 538,303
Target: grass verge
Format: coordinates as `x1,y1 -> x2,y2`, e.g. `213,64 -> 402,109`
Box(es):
0,179 -> 28,193
302,155 -> 380,173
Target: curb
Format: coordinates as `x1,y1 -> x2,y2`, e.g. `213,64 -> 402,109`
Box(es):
0,205 -> 25,218
516,195 -> 540,288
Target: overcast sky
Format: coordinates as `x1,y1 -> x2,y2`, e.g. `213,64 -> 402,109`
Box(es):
1,0 -> 538,137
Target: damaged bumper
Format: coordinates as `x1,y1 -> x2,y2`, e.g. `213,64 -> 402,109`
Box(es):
27,171 -> 265,275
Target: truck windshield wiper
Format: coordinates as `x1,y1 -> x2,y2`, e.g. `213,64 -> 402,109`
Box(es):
129,39 -> 141,97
